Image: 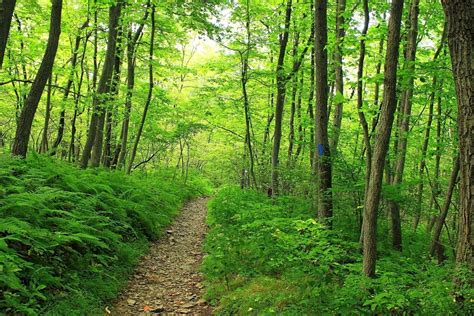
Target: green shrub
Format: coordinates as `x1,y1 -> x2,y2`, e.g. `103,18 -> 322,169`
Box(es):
203,187 -> 469,315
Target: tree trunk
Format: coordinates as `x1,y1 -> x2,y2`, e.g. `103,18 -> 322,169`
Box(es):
329,0 -> 346,152
287,29 -> 300,165
103,26 -> 123,168
241,0 -> 257,188
51,20 -> 88,156
362,0 -> 404,277
0,0 -> 16,67
39,75 -> 53,153
116,3 -> 149,169
441,0 -> 474,288
387,0 -> 419,251
80,2 -> 122,168
414,28 -> 446,230
271,0 -> 292,195
68,28 -> 89,162
11,0 -> 62,157
314,0 -> 333,227
126,5 -> 155,175
429,156 -> 460,258
308,46 -> 315,169
294,70 -> 304,161
356,0 -> 370,245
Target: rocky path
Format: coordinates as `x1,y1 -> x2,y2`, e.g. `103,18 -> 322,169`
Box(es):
111,197 -> 212,315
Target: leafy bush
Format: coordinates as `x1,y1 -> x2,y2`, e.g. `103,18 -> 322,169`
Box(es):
0,154 -> 208,315
203,187 -> 469,315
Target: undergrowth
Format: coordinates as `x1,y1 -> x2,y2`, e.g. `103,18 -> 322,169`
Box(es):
203,186 -> 471,315
0,154 -> 211,315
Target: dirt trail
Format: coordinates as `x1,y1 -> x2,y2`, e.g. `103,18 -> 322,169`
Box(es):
112,197 -> 212,315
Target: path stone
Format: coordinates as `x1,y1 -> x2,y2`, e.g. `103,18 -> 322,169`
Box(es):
112,197 -> 212,315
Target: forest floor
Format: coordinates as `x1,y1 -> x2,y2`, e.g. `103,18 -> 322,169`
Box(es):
111,197 -> 212,315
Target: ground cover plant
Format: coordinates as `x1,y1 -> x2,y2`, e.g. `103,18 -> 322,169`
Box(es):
203,187 -> 472,315
0,154 -> 209,315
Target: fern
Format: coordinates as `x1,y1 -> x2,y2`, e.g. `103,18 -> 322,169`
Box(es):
0,154 -> 208,314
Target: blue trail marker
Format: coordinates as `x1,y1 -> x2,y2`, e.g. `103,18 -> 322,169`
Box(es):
318,144 -> 324,156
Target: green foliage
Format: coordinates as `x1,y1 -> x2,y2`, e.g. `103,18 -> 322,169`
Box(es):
0,154 -> 207,315
203,187 -> 470,315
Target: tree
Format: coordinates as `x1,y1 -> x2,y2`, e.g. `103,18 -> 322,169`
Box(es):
271,0 -> 292,195
386,0 -> 419,251
51,19 -> 89,156
440,0 -> 473,290
116,3 -> 150,169
0,0 -> 16,67
329,0 -> 346,152
362,0 -> 404,277
314,0 -> 332,226
126,4 -> 156,175
11,0 -> 62,157
80,1 -> 122,168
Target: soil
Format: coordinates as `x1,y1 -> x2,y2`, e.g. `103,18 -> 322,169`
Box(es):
111,197 -> 212,315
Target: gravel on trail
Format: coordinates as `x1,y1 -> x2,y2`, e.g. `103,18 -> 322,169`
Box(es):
111,197 -> 212,315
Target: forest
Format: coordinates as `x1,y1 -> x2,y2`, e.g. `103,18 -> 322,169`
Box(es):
0,0 -> 472,315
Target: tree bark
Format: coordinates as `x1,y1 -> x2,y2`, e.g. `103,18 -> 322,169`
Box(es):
116,3 -> 149,169
387,0 -> 419,251
0,0 -> 16,68
356,0 -> 370,245
329,0 -> 346,152
362,0 -> 404,277
287,27 -> 300,165
50,20 -> 88,156
39,75 -> 53,153
429,156 -> 460,258
414,28 -> 446,230
314,0 -> 333,227
80,2 -> 122,168
12,0 -> 62,157
440,0 -> 474,285
103,26 -> 123,168
308,45 -> 315,169
271,0 -> 292,195
241,0 -> 257,188
126,4 -> 155,175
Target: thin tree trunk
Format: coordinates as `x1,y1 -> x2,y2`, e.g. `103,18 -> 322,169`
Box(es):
12,0 -> 62,157
68,28 -> 89,162
308,46 -> 315,169
357,0 -> 370,245
127,5 -> 155,175
271,0 -> 292,195
39,75 -> 53,153
241,0 -> 257,188
329,0 -> 346,152
103,26 -> 123,168
50,20 -> 88,156
0,0 -> 16,68
414,28 -> 446,230
314,0 -> 333,227
429,156 -> 460,258
116,3 -> 149,169
80,2 -> 122,168
362,0 -> 404,278
288,29 -> 300,165
387,0 -> 419,251
294,71 -> 304,161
